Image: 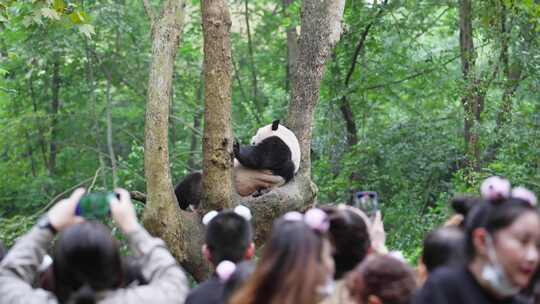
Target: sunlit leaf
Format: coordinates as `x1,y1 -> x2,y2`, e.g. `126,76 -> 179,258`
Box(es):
78,23 -> 95,38
41,7 -> 60,20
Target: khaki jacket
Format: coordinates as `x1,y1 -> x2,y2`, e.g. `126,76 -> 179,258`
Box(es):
0,225 -> 188,304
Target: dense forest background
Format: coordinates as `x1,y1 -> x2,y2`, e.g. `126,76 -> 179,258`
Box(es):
1,0 -> 539,260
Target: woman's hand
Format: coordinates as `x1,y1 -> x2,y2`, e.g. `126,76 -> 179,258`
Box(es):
110,188 -> 139,234
47,188 -> 86,232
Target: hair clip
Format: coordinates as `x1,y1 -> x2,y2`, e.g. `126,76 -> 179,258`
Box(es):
512,187 -> 538,206
202,210 -> 219,226
481,176 -> 510,202
282,209 -> 329,233
234,205 -> 252,221
283,211 -> 303,221
216,260 -> 236,282
304,208 -> 330,233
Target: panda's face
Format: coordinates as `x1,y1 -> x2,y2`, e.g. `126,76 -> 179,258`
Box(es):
250,125 -> 273,146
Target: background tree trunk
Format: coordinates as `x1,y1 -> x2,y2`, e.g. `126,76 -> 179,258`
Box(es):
459,0 -> 481,172
49,58 -> 61,175
200,0 -> 234,213
283,0 -> 298,93
105,78 -> 118,187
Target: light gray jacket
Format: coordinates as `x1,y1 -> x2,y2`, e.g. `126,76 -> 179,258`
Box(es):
0,224 -> 188,304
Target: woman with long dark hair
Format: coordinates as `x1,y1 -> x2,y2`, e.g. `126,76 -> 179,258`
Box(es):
0,188 -> 188,304
230,209 -> 334,304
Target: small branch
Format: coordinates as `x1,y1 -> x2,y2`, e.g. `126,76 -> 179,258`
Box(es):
130,191 -> 147,203
143,0 -> 157,24
344,0 -> 388,86
35,176 -> 95,216
88,167 -> 104,192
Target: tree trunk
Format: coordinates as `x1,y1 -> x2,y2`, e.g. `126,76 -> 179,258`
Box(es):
287,0 -> 346,179
84,42 -> 108,188
142,0 -> 211,281
244,0 -> 261,115
49,58 -> 61,175
105,79 -> 118,187
187,73 -> 203,172
28,74 -> 49,170
283,0 -> 298,92
25,130 -> 37,178
459,0 -> 481,172
200,0 -> 234,212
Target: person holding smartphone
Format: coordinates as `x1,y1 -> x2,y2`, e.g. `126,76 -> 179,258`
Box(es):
0,188 -> 188,304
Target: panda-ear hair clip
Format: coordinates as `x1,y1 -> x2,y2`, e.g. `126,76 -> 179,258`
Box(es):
234,205 -> 252,221
202,210 -> 219,226
282,208 -> 329,233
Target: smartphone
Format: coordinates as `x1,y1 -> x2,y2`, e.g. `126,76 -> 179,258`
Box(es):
75,192 -> 117,220
353,191 -> 379,219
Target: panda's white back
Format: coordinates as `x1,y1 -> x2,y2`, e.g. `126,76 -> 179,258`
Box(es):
251,124 -> 301,173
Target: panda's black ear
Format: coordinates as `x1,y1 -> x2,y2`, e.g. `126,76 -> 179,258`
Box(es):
271,120 -> 280,131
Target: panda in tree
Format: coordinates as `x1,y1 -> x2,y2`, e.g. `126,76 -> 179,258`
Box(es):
175,120 -> 301,210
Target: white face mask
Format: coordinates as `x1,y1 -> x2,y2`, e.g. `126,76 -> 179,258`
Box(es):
480,234 -> 520,297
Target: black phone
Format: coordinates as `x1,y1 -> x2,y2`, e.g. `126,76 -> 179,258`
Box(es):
353,191 -> 379,219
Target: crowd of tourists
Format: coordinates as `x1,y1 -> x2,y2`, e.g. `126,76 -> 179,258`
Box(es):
0,176 -> 538,304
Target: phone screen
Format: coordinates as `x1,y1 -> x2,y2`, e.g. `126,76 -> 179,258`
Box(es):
354,191 -> 379,219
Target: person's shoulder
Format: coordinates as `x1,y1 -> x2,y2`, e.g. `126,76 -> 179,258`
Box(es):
186,277 -> 224,304
425,265 -> 465,285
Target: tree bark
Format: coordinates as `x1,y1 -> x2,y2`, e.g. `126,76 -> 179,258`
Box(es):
459,0 -> 481,172
142,0 -> 211,281
283,0 -> 298,92
28,73 -> 49,170
200,0 -> 234,212
84,42 -> 108,188
105,78 -> 118,187
287,0 -> 346,179
244,0 -> 261,115
186,73 -> 203,172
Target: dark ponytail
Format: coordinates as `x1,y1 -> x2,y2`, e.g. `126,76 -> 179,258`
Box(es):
67,284 -> 96,304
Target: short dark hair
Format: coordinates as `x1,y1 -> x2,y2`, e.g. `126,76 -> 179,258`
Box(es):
206,211 -> 253,265
323,207 -> 371,279
464,198 -> 537,261
53,221 -> 122,304
422,227 -> 464,272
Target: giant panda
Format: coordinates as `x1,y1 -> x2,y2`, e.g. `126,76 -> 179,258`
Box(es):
175,120 -> 300,210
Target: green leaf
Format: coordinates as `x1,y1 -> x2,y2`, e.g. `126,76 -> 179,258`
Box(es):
70,11 -> 88,24
78,23 -> 95,38
41,7 -> 60,20
53,0 -> 66,13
